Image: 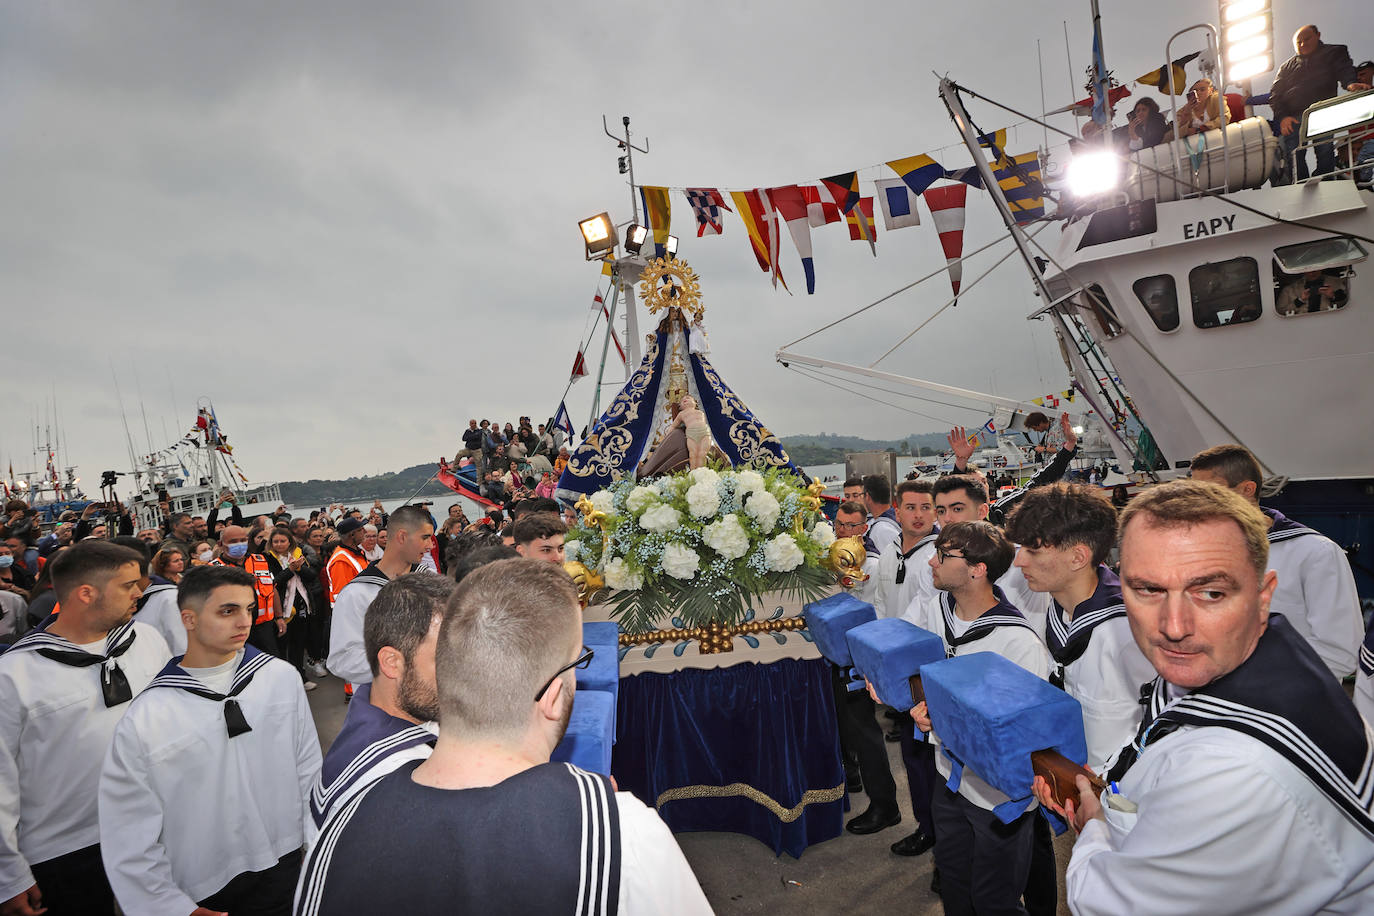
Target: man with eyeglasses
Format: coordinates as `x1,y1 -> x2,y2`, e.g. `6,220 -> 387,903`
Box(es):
295,558 -> 711,915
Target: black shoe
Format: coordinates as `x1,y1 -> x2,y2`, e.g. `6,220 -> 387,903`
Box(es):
890,831 -> 936,857
845,770 -> 863,794
845,804 -> 901,835
930,869 -> 941,895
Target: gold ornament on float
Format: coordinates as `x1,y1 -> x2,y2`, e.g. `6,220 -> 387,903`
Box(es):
639,256 -> 704,320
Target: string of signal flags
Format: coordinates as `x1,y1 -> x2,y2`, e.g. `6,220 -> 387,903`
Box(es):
625,46 -> 1212,298
628,125 -> 1046,299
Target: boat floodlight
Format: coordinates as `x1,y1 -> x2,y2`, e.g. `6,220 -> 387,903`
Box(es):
578,212 -> 617,260
1303,91 -> 1374,144
1228,54 -> 1272,82
665,234 -> 679,258
624,223 -> 649,256
1065,150 -> 1120,198
1227,34 -> 1271,64
1220,0 -> 1267,24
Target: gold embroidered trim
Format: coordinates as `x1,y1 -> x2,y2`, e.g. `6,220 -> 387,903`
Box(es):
654,781 -> 845,823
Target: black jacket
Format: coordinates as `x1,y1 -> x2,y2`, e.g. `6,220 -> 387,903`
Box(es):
461,427 -> 483,450
1269,43 -> 1358,122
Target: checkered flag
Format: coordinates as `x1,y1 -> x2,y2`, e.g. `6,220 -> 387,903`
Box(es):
683,188 -> 732,237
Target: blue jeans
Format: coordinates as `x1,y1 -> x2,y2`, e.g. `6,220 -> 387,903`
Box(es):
1356,137 -> 1374,185
1278,130 -> 1337,183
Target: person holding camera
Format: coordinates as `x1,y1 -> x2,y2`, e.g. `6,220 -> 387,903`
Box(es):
1175,78 -> 1228,139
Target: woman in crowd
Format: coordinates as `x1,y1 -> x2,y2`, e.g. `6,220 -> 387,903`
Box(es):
150,546 -> 187,584
189,539 -> 216,566
265,526 -> 317,690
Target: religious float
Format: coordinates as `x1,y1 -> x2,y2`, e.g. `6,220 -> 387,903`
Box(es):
555,256 -> 862,856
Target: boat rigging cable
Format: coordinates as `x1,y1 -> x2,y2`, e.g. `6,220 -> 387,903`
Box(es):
949,80 -> 1374,247
782,364 -> 968,427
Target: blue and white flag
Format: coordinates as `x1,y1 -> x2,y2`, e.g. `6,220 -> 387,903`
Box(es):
552,401 -> 574,439
874,178 -> 922,231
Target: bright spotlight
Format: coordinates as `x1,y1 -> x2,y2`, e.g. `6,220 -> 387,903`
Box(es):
624,224 -> 648,256
578,212 -> 617,261
1227,34 -> 1271,62
1221,0 -> 1266,22
1066,150 -> 1120,197
1228,54 -> 1272,81
665,234 -> 679,258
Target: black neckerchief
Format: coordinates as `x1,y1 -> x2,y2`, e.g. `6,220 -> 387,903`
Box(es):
1105,616 -> 1374,837
146,646 -> 273,737
1046,565 -> 1126,688
10,619 -> 139,706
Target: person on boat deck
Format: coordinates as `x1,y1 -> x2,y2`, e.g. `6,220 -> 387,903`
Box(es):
1271,25 -> 1369,183
1173,79 -> 1228,140
1276,269 -> 1348,314
1189,444 -> 1362,679
99,564 -> 320,916
294,558 -> 712,915
1125,97 -> 1166,151
1037,481 -> 1374,914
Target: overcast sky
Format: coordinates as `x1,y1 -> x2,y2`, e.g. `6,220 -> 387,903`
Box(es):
1,0 -> 1364,490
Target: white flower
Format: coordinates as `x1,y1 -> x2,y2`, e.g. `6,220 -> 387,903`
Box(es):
735,470 -> 766,495
744,489 -> 781,532
702,513 -> 751,560
639,503 -> 682,535
686,480 -> 721,518
763,533 -> 805,572
661,542 -> 700,580
603,556 -> 643,591
809,521 -> 836,549
625,485 -> 659,515
689,466 -> 721,488
564,539 -> 582,561
590,490 -> 616,515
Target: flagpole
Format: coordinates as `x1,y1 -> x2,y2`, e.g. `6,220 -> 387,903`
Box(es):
588,272 -> 621,434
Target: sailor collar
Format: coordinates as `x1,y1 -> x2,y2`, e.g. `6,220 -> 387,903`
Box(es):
1261,507 -> 1319,544
7,619 -> 140,706
147,646 -> 274,737
1046,565 -> 1127,670
940,586 -> 1036,654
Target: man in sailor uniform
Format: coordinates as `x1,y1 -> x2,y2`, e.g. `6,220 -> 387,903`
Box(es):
1190,444 -> 1362,678
0,541 -> 171,916
309,574 -> 451,839
1004,484 -> 1157,772
1040,481 -> 1374,914
863,474 -> 901,558
326,506 -> 435,686
138,564 -> 186,655
99,565 -> 322,916
1356,625 -> 1374,725
909,521 -> 1051,916
295,558 -> 711,916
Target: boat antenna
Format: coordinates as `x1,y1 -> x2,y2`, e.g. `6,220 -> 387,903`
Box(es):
1037,40 -> 1050,152
109,364 -> 141,488
602,115 -> 649,368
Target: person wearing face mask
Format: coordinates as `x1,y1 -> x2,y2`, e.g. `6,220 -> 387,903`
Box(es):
210,525 -> 284,658
190,540 -> 216,567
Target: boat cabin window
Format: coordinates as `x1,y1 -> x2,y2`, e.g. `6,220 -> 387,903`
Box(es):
1077,284 -> 1123,338
1132,275 -> 1180,332
1189,258 -> 1261,329
1272,237 -> 1364,318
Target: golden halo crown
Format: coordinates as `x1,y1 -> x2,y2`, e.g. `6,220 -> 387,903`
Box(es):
638,256 -> 703,319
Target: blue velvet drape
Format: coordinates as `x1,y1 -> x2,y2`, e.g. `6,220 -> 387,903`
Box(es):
611,657 -> 845,858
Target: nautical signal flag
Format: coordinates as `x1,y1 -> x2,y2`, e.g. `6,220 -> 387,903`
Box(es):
820,171 -> 861,215
639,186 -> 672,256
942,166 -> 983,189
993,151 -> 1045,223
1136,51 -> 1200,95
846,197 -> 877,256
684,188 -> 731,237
591,283 -> 626,366
923,184 -> 968,300
975,129 -> 1008,163
767,185 -> 816,294
800,185 -> 841,228
874,178 -> 922,231
731,189 -> 788,290
886,154 -> 944,197
552,401 -> 575,439
570,348 -> 589,383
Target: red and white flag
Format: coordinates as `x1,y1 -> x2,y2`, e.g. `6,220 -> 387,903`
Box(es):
570,348 -> 588,383
592,287 -> 626,366
923,184 -> 968,299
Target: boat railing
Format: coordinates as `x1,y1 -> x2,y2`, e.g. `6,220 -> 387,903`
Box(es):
1288,87 -> 1374,186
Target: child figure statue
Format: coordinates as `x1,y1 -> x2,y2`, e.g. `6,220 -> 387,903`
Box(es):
675,395 -> 711,469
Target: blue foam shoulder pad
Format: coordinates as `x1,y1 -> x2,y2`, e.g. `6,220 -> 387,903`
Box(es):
921,652 -> 1088,811
846,618 -> 946,711
580,621 -> 620,693
551,688 -> 615,776
803,592 -> 876,667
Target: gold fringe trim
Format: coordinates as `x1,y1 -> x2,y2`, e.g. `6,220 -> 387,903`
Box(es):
654,781 -> 845,823
619,617 -> 807,654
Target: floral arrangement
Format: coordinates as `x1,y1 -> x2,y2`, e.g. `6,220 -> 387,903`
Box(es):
565,464 -> 837,636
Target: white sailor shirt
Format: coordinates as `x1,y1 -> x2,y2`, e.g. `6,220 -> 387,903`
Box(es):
0,621 -> 170,901
871,533 -> 938,621
99,648 -> 322,916
137,577 -> 186,657
325,562 -> 392,685
1263,508 -> 1362,678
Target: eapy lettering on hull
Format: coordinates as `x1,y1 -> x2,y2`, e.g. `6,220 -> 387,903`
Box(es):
1182,214 -> 1238,240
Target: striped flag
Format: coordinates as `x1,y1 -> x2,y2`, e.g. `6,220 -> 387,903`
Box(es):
730,189 -> 788,289
994,152 -> 1045,223
592,286 -> 626,366
683,188 -> 731,237
845,197 -> 877,255
874,178 -> 922,231
886,154 -> 945,196
923,184 -> 968,299
767,185 -> 816,294
639,186 -> 672,257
